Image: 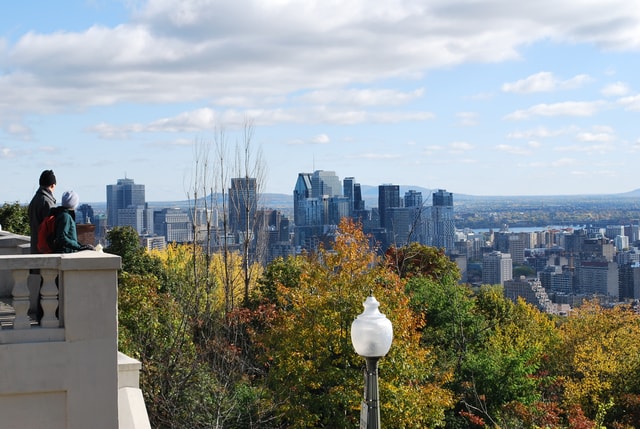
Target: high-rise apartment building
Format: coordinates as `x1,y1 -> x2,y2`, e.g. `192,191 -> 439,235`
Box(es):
482,251 -> 513,286
576,261 -> 618,298
106,178 -> 147,231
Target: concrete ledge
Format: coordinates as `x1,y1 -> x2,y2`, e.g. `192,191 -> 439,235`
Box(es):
118,387 -> 151,429
118,352 -> 142,389
0,327 -> 65,344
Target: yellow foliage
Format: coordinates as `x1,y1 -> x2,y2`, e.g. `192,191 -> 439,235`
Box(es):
558,300 -> 640,418
255,218 -> 454,428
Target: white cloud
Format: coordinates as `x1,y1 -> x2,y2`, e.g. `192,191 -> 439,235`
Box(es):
496,144 -> 531,155
311,134 -> 330,144
575,125 -> 615,142
456,112 -> 478,126
507,126 -> 571,139
449,141 -> 473,152
601,81 -> 630,97
296,88 -> 425,107
2,0 -> 639,120
502,72 -> 592,94
0,147 -> 16,159
504,101 -> 606,120
551,158 -> 577,167
618,94 -> 640,111
349,152 -> 401,159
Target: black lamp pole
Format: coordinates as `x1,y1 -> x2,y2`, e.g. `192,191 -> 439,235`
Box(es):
363,357 -> 381,429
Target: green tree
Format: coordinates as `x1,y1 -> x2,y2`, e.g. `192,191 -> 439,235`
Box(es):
0,202 -> 29,236
105,226 -> 162,276
385,242 -> 460,281
407,276 -> 560,427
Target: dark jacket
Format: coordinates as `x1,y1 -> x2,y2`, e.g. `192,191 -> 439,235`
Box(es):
28,187 -> 56,254
53,207 -> 84,253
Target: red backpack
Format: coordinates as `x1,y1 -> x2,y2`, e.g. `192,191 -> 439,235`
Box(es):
37,215 -> 57,253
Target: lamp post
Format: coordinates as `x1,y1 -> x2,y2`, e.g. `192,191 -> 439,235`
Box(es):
351,294 -> 393,429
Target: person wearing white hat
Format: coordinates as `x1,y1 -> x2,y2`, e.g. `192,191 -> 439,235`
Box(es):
53,190 -> 94,253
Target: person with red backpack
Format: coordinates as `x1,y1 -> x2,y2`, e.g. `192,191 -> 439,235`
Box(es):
28,170 -> 57,254
53,190 -> 94,253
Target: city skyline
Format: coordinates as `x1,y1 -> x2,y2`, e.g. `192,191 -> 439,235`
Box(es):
3,1 -> 640,204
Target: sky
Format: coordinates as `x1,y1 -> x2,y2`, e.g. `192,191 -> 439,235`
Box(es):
3,0 -> 640,204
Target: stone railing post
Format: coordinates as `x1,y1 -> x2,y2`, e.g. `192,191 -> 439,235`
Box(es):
11,268 -> 31,329
40,268 -> 59,328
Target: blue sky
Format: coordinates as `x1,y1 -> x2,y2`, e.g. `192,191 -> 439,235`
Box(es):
2,0 -> 640,204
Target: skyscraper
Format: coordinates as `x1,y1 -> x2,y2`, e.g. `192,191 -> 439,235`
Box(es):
311,170 -> 341,198
378,184 -> 400,230
106,178 -> 146,230
432,189 -> 455,252
229,177 -> 257,233
343,177 -> 355,216
404,190 -> 422,208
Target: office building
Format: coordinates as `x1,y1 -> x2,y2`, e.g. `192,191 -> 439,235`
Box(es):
153,208 -> 193,243
378,184 -> 400,230
311,170 -> 341,198
229,177 -> 257,233
432,189 -> 455,252
619,262 -> 640,300
106,178 -> 146,231
343,177 -> 355,215
404,190 -> 422,208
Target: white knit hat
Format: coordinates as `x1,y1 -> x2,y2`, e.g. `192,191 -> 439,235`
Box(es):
61,190 -> 79,209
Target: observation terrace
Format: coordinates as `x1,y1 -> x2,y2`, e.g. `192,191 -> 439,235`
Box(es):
0,230 -> 150,429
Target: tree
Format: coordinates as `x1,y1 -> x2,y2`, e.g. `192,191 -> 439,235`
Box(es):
188,122 -> 266,314
0,202 -> 29,236
105,226 -> 162,276
554,300 -> 640,426
385,242 -> 460,281
251,218 -> 454,428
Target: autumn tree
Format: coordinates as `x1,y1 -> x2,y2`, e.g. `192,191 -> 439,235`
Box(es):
111,224 -> 272,428
553,300 -> 640,427
251,218 -> 454,428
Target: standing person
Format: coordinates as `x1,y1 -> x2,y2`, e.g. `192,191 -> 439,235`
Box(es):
28,170 -> 57,254
54,190 -> 94,253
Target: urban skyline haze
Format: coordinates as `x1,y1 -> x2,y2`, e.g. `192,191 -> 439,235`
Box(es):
3,0 -> 640,203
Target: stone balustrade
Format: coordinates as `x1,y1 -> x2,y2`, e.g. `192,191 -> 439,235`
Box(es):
0,230 -> 150,429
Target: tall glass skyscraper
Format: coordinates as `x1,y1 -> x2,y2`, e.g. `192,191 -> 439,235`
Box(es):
229,177 -> 257,233
432,189 -> 455,252
378,184 -> 400,230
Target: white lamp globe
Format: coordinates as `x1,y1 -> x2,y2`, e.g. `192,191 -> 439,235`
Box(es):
351,295 -> 393,358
